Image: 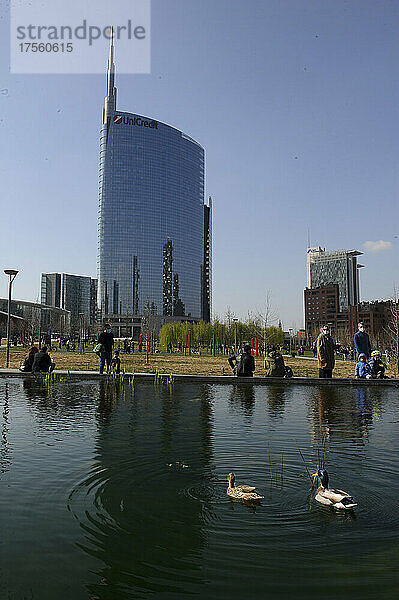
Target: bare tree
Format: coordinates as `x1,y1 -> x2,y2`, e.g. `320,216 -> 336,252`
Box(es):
384,290 -> 399,375
224,306 -> 236,347
224,306 -> 235,328
256,290 -> 278,354
336,325 -> 352,348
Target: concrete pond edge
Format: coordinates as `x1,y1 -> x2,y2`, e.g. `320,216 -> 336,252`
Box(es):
1,369 -> 399,387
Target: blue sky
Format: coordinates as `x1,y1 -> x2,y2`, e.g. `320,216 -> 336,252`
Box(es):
1,0 -> 398,329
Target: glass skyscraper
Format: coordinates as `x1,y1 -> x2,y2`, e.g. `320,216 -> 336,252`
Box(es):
306,247 -> 364,311
41,272 -> 98,336
98,30 -> 211,322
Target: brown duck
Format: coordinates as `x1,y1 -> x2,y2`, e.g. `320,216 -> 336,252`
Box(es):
227,472 -> 264,501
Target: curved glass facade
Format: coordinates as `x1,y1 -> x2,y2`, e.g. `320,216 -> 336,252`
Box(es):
98,111 -> 205,319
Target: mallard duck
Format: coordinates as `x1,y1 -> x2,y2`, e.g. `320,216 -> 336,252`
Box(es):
313,469 -> 357,509
227,472 -> 263,501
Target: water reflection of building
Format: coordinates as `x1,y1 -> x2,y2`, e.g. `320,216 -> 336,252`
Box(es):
81,381 -> 214,598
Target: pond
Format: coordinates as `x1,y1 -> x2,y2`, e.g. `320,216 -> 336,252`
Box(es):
0,377 -> 398,599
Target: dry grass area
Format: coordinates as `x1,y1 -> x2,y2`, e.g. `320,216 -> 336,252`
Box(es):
1,348 -> 397,378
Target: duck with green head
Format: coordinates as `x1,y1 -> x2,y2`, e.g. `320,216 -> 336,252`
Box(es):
227,472 -> 264,501
313,469 -> 357,509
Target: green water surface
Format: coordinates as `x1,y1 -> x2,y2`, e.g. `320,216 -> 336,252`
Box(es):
0,378 -> 398,599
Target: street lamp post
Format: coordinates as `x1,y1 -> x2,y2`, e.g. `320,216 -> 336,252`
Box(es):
233,318 -> 238,351
289,328 -> 293,355
4,269 -> 19,368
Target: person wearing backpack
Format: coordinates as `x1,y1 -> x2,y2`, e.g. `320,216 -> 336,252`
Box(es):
228,344 -> 255,377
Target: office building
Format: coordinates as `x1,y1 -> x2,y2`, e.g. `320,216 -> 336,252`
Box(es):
304,284 -> 340,335
98,30 -> 211,325
41,273 -> 97,336
304,247 -> 392,344
305,246 -> 365,339
306,247 -> 364,312
304,284 -> 339,335
201,200 -> 212,322
0,298 -> 70,340
40,273 -> 61,308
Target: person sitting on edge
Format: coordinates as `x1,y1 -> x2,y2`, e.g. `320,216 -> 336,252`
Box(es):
98,323 -> 114,374
228,344 -> 255,377
32,346 -> 55,373
369,350 -> 386,379
354,322 -> 371,359
111,350 -> 121,374
265,346 -> 286,377
355,353 -> 371,379
20,346 -> 39,372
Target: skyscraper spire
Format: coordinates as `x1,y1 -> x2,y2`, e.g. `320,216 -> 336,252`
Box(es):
103,26 -> 117,127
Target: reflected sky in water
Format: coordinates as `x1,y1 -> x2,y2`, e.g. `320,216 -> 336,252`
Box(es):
0,378 -> 398,600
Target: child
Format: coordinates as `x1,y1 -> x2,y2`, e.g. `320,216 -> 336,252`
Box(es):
369,350 -> 386,379
355,353 -> 371,379
111,350 -> 121,374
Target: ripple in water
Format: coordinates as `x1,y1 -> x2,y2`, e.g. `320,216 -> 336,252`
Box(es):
2,379 -> 399,599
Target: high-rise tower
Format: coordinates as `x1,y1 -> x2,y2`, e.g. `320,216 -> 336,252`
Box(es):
97,33 -> 211,327
103,26 -> 117,134
306,247 -> 363,311
304,246 -> 365,338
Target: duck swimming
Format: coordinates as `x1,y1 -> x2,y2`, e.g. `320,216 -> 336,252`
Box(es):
313,469 -> 357,509
227,472 -> 264,501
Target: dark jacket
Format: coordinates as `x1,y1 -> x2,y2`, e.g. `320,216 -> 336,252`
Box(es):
111,357 -> 121,374
228,351 -> 255,376
265,351 -> 285,377
316,334 -> 337,370
32,351 -> 52,373
98,331 -> 114,353
369,357 -> 385,378
354,330 -> 371,357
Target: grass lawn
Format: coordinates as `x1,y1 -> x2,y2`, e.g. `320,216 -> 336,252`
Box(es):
1,347 -> 397,378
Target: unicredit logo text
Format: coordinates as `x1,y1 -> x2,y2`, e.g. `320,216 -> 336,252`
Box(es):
113,114 -> 158,129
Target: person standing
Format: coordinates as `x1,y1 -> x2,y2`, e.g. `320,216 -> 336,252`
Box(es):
98,324 -> 114,374
354,322 -> 371,359
316,326 -> 338,378
228,344 -> 255,377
